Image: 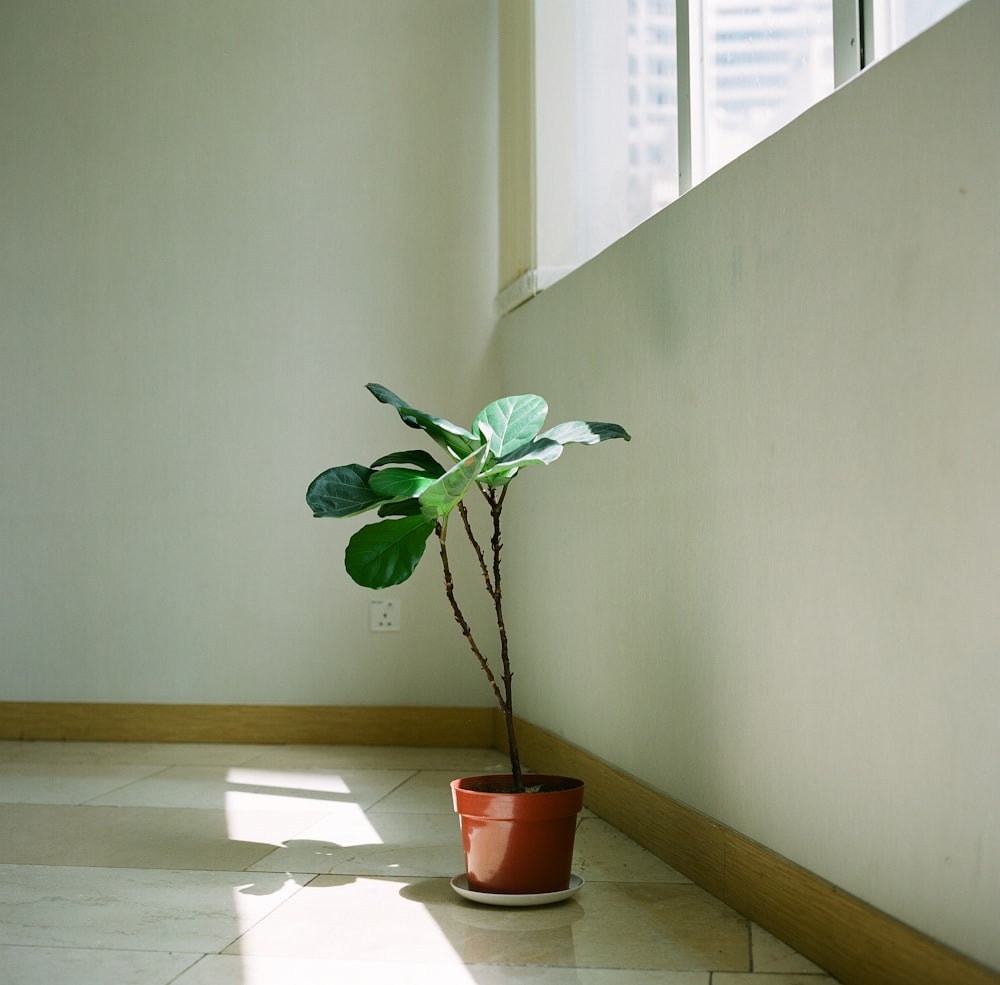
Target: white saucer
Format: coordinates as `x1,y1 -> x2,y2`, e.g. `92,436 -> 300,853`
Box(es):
450,873 -> 584,907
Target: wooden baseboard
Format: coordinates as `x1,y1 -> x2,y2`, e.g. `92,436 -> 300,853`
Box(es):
0,702 -> 494,747
500,712 -> 1000,985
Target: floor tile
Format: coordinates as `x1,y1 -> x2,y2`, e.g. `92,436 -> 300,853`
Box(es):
173,955 -> 475,984
0,864 -> 305,952
465,972 -> 709,985
0,762 -> 165,804
226,875 -> 750,971
752,924 -> 829,974
84,764 -> 416,812
174,954 -> 710,984
366,769 -> 464,814
0,741 -> 273,766
245,745 -> 510,773
249,809 -> 465,877
714,975 -> 839,984
573,818 -> 691,883
0,944 -> 200,985
464,972 -> 709,985
0,803 -> 323,870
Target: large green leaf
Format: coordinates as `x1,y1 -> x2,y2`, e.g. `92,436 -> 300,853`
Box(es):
366,384 -> 476,458
345,516 -> 437,588
369,467 -> 437,499
370,449 -> 446,476
479,437 -> 564,482
473,394 -> 547,458
307,464 -> 386,518
538,420 -> 632,446
417,444 -> 490,518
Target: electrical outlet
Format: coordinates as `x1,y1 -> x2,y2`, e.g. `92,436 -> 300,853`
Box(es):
369,598 -> 401,632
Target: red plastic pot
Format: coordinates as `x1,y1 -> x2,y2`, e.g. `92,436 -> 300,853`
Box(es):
451,774 -> 585,895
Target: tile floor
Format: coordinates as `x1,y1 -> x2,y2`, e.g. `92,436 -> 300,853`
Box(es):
0,741 -> 842,984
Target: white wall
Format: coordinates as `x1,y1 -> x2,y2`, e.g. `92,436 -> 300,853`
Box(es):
499,0 -> 999,971
0,0 -> 500,706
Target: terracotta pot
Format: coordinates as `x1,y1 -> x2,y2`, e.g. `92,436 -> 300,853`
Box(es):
451,774 -> 585,895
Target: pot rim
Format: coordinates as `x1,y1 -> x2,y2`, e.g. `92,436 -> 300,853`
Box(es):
452,773 -> 584,793
451,774 -> 585,821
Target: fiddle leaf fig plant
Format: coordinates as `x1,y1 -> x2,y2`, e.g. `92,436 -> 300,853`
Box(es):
307,383 -> 630,792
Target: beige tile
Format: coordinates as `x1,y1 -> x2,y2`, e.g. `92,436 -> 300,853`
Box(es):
0,762 -> 165,804
468,972 -> 709,985
224,802 -> 345,851
176,954 -> 710,984
573,817 -> 691,883
713,975 -> 840,984
366,770 -> 465,814
752,924 -> 832,975
471,972 -> 709,984
245,745 -> 511,773
0,741 -> 272,766
173,955 -> 475,984
0,864 -> 304,952
227,876 -> 750,972
0,742 -> 22,762
0,945 -> 200,985
224,875 -> 460,963
249,810 -> 466,877
0,804 -> 323,870
84,765 -> 416,811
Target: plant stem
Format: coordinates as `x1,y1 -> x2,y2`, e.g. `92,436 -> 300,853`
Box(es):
436,517 -> 507,718
485,485 -> 523,792
439,492 -> 523,793
458,500 -> 494,600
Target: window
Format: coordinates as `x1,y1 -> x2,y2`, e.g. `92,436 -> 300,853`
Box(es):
865,0 -> 969,60
547,1 -> 834,274
496,0 -> 972,315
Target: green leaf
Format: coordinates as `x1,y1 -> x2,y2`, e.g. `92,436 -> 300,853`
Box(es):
417,444 -> 490,518
479,437 -> 564,481
369,467 -> 437,499
472,394 -> 547,458
366,384 -> 476,458
307,464 -> 386,518
480,469 -> 518,487
538,420 -> 632,445
377,498 -> 425,518
370,449 -> 446,476
345,516 -> 437,588
475,419 -> 497,451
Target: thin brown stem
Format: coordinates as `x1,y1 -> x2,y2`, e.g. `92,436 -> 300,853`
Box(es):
485,485 -> 522,791
440,487 -> 523,793
436,518 -> 508,717
457,500 -> 494,600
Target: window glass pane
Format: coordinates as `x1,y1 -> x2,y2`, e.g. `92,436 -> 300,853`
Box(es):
564,0 -> 679,267
869,0 -> 969,60
626,0 -> 680,227
697,1 -> 834,180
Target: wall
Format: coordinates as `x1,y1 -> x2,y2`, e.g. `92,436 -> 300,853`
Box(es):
499,0 -> 998,971
0,0 -> 499,706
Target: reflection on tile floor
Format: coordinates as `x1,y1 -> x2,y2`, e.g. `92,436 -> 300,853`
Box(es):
0,741 -> 840,984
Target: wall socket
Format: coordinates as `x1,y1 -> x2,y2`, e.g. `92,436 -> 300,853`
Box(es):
369,598 -> 401,632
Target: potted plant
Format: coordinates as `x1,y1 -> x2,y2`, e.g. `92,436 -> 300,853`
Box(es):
306,383 -> 630,897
